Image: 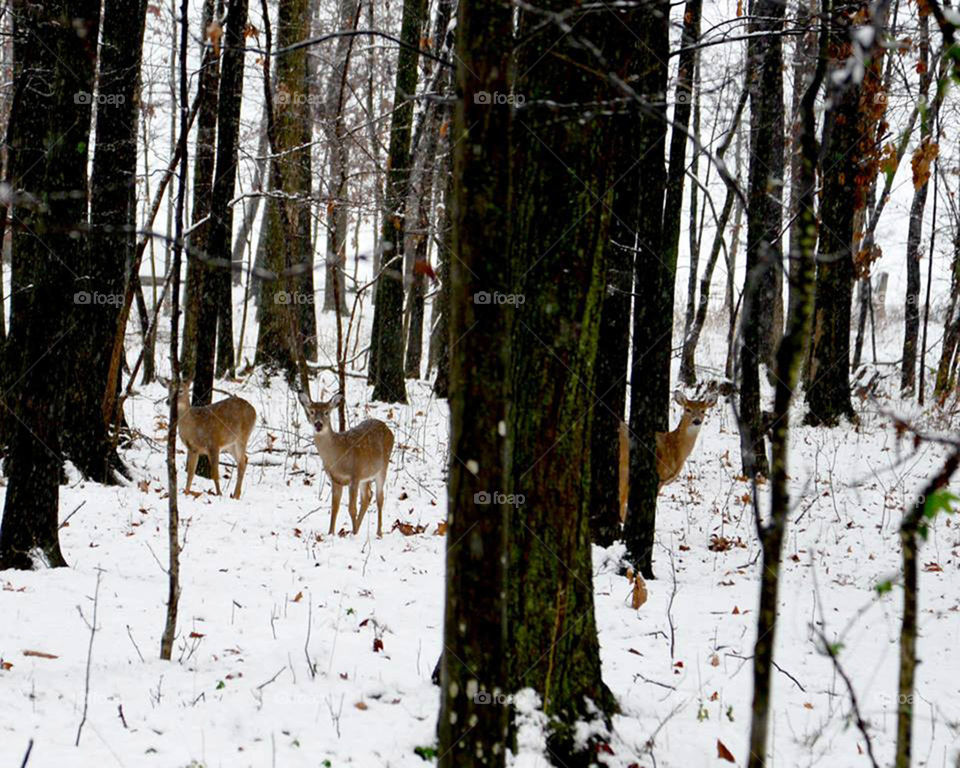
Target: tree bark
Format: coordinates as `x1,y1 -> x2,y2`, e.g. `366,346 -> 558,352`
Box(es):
194,0 -> 247,405
255,0 -> 316,377
625,0 -> 670,579
368,0 -> 425,403
182,0 -> 220,380
436,2 -> 512,763
740,0 -> 785,477
0,0 -> 100,569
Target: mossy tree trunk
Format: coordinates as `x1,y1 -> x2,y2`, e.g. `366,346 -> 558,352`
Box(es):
255,0 -> 317,376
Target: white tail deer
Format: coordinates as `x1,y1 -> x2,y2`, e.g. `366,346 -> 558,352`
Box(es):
619,389 -> 719,521
172,379 -> 256,499
298,390 -> 395,537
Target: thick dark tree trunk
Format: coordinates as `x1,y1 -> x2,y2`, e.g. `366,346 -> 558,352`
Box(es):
740,0 -> 785,477
0,0 -> 100,569
368,0 -> 424,403
194,0 -> 247,405
504,2 -> 644,758
60,0 -> 146,484
436,3 -> 512,763
805,3 -> 863,426
182,0 -> 220,380
625,0 -> 670,579
255,0 -> 315,377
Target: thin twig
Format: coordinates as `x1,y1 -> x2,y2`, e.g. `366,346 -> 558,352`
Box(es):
75,569 -> 103,746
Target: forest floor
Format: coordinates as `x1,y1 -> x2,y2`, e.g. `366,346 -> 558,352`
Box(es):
2,307 -> 960,768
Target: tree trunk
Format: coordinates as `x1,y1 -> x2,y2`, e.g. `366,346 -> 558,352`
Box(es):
0,0 -> 100,569
740,0 -> 785,477
321,0 -> 357,315
194,0 -> 247,405
182,0 -> 220,380
900,12 -> 932,395
368,0 -> 425,403
436,2 -> 512,762
431,136 -> 453,398
625,0 -> 670,579
255,0 -> 315,377
58,0 -> 145,484
745,7 -> 825,763
805,3 -> 864,426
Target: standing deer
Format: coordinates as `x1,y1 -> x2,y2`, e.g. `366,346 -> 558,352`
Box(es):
619,388 -> 719,521
171,379 -> 256,499
298,390 -> 395,537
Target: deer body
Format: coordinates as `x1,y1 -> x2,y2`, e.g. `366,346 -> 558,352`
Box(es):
175,381 -> 256,499
619,390 -> 718,521
299,391 -> 394,537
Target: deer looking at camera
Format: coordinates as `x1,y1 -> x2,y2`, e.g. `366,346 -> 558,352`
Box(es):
298,390 -> 395,537
170,378 -> 256,499
619,388 -> 719,521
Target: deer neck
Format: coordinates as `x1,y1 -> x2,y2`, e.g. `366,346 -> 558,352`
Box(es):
671,414 -> 701,461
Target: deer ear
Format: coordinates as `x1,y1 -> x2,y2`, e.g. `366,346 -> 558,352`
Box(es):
329,392 -> 344,408
705,392 -> 719,406
673,389 -> 686,405
297,390 -> 313,412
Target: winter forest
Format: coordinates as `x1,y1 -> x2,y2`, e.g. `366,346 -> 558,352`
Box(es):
1,0 -> 960,765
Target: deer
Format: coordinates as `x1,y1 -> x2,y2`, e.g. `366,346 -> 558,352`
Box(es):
169,378 -> 257,499
619,388 -> 719,522
297,389 -> 395,537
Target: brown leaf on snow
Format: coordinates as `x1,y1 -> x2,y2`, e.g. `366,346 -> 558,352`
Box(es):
923,562 -> 943,572
355,701 -> 369,710
189,632 -> 205,639
434,521 -> 448,536
292,591 -> 303,603
710,654 -> 720,667
373,637 -> 384,653
392,520 -> 426,536
803,702 -> 813,709
631,574 -> 648,610
22,650 -> 58,659
709,691 -> 719,701
138,480 -> 150,493
717,739 -> 736,762
1,660 -> 12,671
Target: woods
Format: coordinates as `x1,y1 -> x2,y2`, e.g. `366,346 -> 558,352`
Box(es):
2,0 -> 960,764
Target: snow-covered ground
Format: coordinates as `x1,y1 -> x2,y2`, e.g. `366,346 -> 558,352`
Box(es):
2,300 -> 960,767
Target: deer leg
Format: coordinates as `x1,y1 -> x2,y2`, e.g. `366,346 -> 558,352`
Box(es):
329,481 -> 343,534
185,449 -> 199,494
231,445 -> 247,499
210,451 -> 222,495
348,482 -> 360,534
356,482 -> 373,531
375,469 -> 386,538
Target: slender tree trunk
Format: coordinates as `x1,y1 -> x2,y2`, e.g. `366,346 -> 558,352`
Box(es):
740,0 -> 785,477
678,54 -> 702,387
182,0 -> 220,379
194,0 -> 247,404
431,132 -> 454,398
746,10 -> 825,763
625,0 -> 670,579
900,12 -> 932,395
436,3 -> 512,763
0,0 -> 100,569
368,0 -> 425,403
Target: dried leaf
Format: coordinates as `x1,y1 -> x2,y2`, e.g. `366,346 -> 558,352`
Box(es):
373,637 -> 384,653
923,561 -> 943,572
434,521 -> 448,536
631,574 -> 648,609
392,520 -> 426,536
355,701 -> 369,710
710,654 -> 720,667
717,739 -> 736,762
292,591 -> 304,603
22,650 -> 58,659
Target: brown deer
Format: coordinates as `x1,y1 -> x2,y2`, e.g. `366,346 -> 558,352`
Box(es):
171,379 -> 256,499
297,390 -> 395,537
619,388 -> 719,521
